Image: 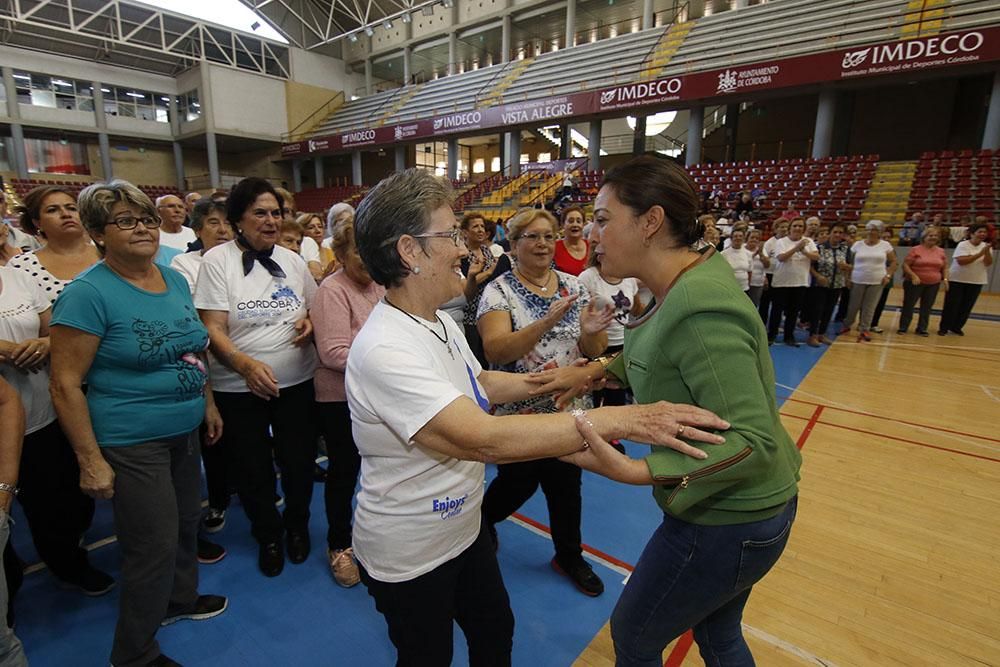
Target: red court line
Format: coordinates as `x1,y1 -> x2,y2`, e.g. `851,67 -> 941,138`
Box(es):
795,405 -> 825,450
663,630 -> 695,667
780,413 -> 1000,463
511,512 -> 635,573
779,395 -> 1000,445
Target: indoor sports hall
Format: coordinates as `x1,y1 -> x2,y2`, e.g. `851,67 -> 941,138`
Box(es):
1,0 -> 998,665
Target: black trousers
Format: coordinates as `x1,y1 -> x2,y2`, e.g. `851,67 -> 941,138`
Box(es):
757,274 -> 774,324
213,380 -> 317,545
939,281 -> 983,333
359,521 -> 513,667
871,284 -> 892,328
835,286 -> 851,322
484,458 -> 583,567
899,281 -> 941,333
807,286 -> 840,337
17,421 -> 95,581
767,286 -> 806,342
200,422 -> 230,512
317,401 -> 361,551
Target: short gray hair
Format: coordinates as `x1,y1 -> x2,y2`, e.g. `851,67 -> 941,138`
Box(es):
155,194 -> 182,208
354,169 -> 453,288
78,180 -> 157,239
326,202 -> 355,236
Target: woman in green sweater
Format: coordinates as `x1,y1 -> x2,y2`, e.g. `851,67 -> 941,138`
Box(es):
532,155 -> 801,666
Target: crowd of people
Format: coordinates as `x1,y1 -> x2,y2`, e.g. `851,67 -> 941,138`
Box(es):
0,153 -> 993,666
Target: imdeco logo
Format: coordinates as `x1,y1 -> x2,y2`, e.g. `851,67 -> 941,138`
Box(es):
842,49 -> 871,69
842,32 -> 985,69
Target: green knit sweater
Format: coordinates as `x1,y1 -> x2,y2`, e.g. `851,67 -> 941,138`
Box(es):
608,251 -> 801,525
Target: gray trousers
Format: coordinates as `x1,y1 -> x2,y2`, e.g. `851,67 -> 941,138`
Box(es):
102,431 -> 201,667
0,512 -> 27,667
844,283 -> 884,333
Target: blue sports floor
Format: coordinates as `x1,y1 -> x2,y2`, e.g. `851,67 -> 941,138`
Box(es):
12,335 -> 827,667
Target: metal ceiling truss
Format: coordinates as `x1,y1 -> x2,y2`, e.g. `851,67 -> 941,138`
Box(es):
0,0 -> 290,78
242,0 -> 443,50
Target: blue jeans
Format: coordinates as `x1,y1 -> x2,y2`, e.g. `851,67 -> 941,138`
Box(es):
611,497 -> 797,667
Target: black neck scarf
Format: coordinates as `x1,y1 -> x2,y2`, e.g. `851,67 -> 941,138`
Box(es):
236,234 -> 286,279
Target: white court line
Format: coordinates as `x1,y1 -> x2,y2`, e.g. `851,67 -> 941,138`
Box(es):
845,340 -> 1000,354
982,385 -> 1000,403
876,312 -> 899,372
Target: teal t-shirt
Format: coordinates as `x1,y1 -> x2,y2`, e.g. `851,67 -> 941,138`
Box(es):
51,262 -> 210,447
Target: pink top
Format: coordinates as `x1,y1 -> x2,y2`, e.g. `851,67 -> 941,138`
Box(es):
311,270 -> 385,402
905,245 -> 946,285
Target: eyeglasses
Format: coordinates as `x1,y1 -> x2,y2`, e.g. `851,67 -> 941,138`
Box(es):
412,228 -> 462,247
252,208 -> 285,221
516,232 -> 556,244
108,215 -> 162,230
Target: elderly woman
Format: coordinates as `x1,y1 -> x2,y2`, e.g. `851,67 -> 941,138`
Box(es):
939,222 -> 993,336
460,212 -> 511,364
311,219 -> 385,588
745,228 -> 770,307
553,205 -> 589,275
807,223 -> 852,346
478,207 -> 613,597
768,218 -> 819,347
0,224 -> 20,266
298,212 -> 335,280
898,226 -> 947,336
49,180 -> 226,667
531,155 -> 801,666
170,199 -> 234,539
721,228 -> 752,295
346,168 -> 728,666
194,177 -> 318,578
758,218 -> 788,324
844,220 -> 897,342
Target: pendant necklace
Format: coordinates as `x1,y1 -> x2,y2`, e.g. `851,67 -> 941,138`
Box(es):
384,296 -> 455,360
516,268 -> 553,293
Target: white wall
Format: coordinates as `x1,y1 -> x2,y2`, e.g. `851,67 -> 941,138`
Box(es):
107,116 -> 173,139
19,105 -> 95,131
289,47 -> 361,93
207,64 -> 288,139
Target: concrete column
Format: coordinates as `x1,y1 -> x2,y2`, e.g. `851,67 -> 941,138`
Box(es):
686,105 -> 704,167
724,103 -> 739,161
812,89 -> 836,159
205,131 -> 220,189
559,123 -> 571,159
501,15 -> 512,64
352,151 -> 363,186
365,58 -> 373,95
448,32 -> 458,76
734,0 -> 749,8
403,46 -> 412,85
292,159 -> 303,192
982,70 -> 1000,152
97,132 -> 113,180
395,145 -> 406,172
1,68 -> 18,119
565,0 -> 576,48
172,143 -> 185,191
588,120 -> 602,172
447,138 -> 459,181
688,0 -> 705,20
642,0 -> 654,30
8,124 -> 29,180
509,131 -> 522,177
632,116 -> 647,155
90,83 -> 114,180
314,156 -> 325,188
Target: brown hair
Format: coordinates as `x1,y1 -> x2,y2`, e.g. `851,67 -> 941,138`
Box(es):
560,205 -> 585,225
274,187 -> 296,214
280,219 -> 303,236
460,212 -> 485,231
601,155 -> 702,246
17,185 -> 75,236
330,218 -> 356,262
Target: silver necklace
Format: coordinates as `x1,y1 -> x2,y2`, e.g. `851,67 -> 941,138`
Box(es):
516,268 -> 553,293
384,296 -> 454,360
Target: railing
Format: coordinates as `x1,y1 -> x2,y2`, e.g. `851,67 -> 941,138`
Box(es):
637,1 -> 690,75
366,85 -> 413,126
473,60 -> 519,107
282,91 -> 345,143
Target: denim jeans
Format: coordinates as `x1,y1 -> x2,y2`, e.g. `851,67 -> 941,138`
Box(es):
0,512 -> 27,667
611,497 -> 797,667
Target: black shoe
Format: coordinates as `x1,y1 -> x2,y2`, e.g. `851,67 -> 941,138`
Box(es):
161,594 -> 228,626
916,330 -> 929,337
287,531 -> 311,564
59,566 -> 115,597
197,538 -> 226,565
551,558 -> 604,597
144,655 -> 182,666
897,329 -> 906,335
202,508 -> 226,533
937,330 -> 947,336
313,462 -> 328,483
951,329 -> 964,336
259,542 -> 284,577
783,338 -> 800,348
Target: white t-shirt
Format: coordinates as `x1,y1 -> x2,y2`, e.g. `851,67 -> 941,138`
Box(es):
850,240 -> 893,285
949,240 -> 991,285
771,237 -> 817,288
578,267 -> 639,347
762,235 -> 781,274
169,251 -> 204,296
346,302 -> 487,583
721,246 -> 753,291
0,267 -> 55,434
194,241 -> 317,393
748,249 -> 767,287
158,226 -> 197,251
301,236 -> 321,264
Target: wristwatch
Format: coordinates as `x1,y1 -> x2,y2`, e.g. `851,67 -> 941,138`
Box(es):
0,482 -> 18,497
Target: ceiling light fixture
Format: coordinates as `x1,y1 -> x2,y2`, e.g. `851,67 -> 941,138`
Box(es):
441,0 -> 454,8
364,25 -> 374,36
401,13 -> 412,23
421,5 -> 434,15
348,32 -> 359,42
383,19 -> 393,29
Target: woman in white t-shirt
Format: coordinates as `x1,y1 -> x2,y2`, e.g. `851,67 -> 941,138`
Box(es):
939,223 -> 993,336
347,169 -> 728,666
844,220 -> 897,342
0,266 -> 114,596
767,218 -> 819,346
758,218 -> 788,324
195,178 -> 318,578
721,228 -> 753,295
745,228 -> 770,307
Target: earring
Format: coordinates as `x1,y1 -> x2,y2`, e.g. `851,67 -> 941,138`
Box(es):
412,266 -> 421,274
